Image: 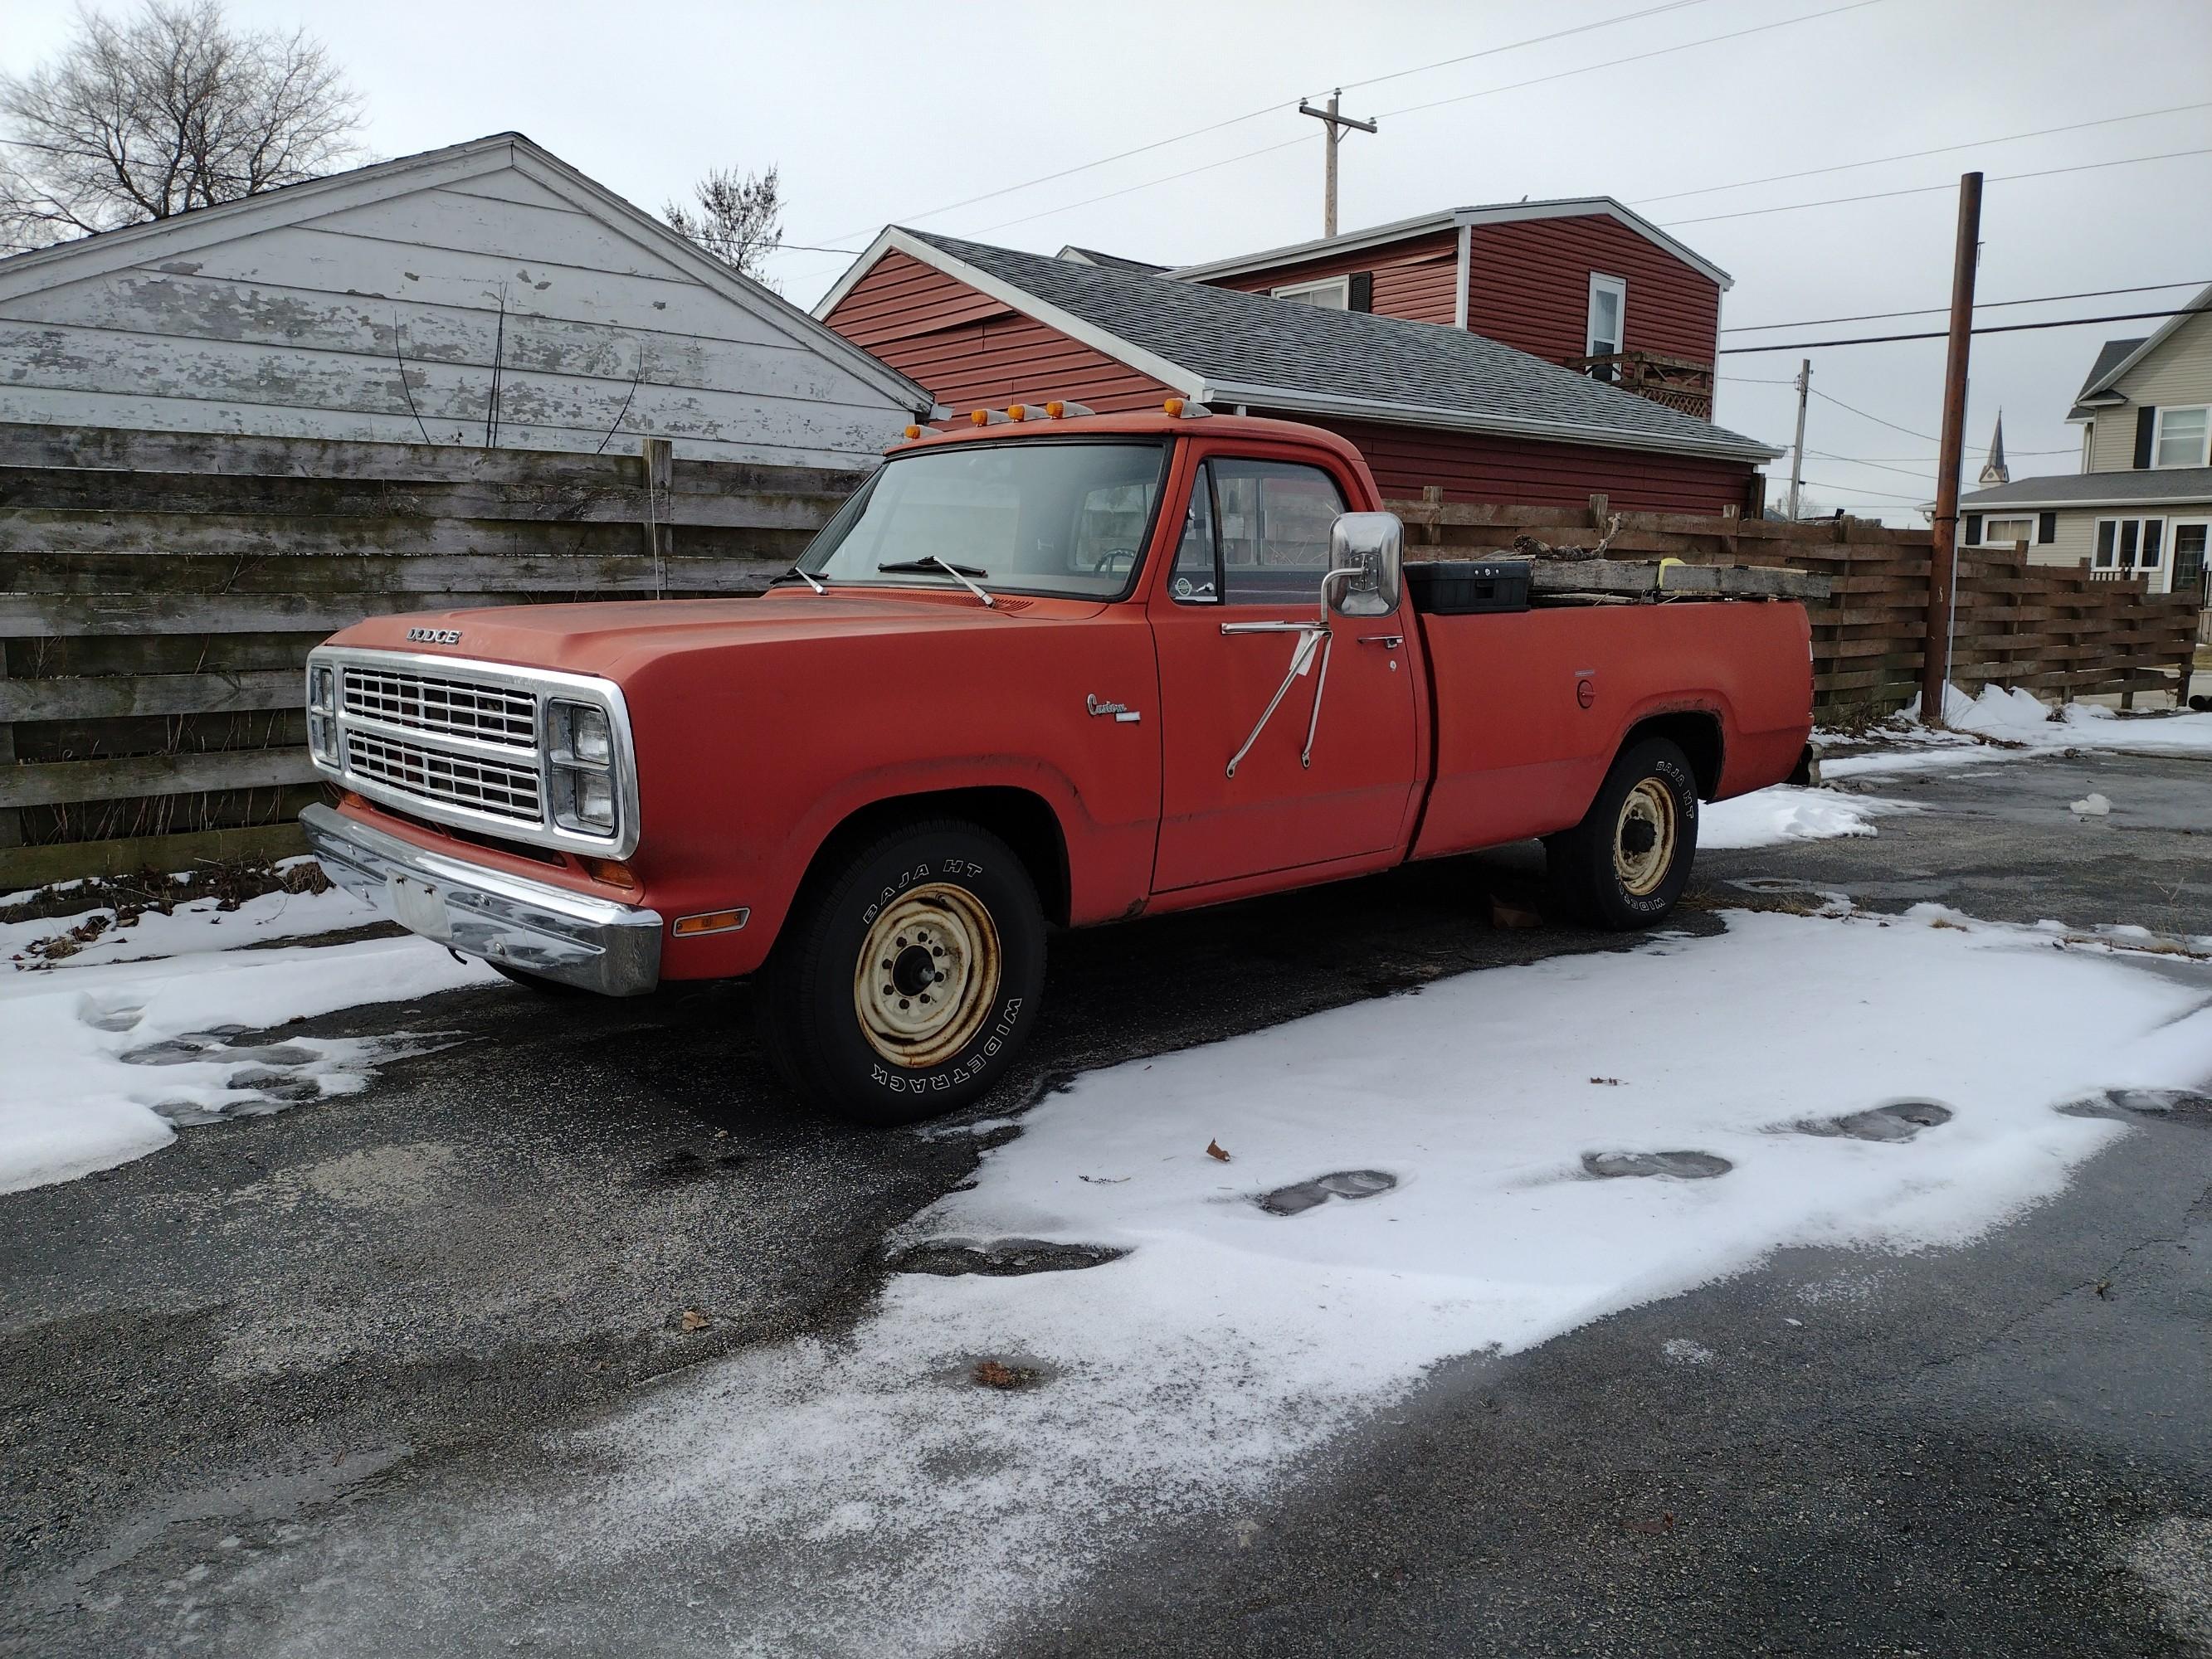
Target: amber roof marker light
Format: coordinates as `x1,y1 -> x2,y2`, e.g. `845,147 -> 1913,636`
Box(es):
1163,398 -> 1213,419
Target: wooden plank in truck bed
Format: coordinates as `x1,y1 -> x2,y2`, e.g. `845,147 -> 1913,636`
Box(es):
1524,560 -> 1833,601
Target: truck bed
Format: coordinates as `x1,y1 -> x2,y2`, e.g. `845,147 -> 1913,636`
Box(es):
1409,598 -> 1814,860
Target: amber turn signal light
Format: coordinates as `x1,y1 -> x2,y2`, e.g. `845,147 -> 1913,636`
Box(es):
674,908 -> 749,937
581,857 -> 637,891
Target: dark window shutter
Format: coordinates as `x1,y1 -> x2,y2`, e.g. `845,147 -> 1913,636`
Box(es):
1348,271 -> 1374,312
1963,513 -> 1982,545
2134,406 -> 2157,469
2037,511 -> 2057,544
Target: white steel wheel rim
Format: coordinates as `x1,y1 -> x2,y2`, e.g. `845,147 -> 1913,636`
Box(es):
1614,779 -> 1678,898
853,884 -> 1001,1068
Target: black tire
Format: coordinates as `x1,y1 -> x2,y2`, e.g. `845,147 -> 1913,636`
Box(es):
1546,737 -> 1699,930
488,960 -> 588,996
758,818 -> 1046,1126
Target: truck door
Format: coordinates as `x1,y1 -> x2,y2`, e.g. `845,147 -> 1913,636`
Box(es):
1147,453 -> 1420,892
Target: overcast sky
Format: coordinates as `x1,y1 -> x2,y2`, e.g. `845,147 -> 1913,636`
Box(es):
11,0 -> 2212,521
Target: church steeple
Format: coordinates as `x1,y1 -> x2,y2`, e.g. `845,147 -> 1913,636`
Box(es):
1978,412 -> 2009,485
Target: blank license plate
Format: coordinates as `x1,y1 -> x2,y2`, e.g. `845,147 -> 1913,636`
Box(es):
387,875 -> 452,941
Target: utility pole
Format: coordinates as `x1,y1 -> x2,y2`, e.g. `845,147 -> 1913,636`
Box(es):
1297,90 -> 1377,238
1785,358 -> 1810,522
1922,170 -> 1982,723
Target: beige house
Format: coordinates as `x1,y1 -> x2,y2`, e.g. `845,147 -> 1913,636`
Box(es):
1959,285 -> 2212,601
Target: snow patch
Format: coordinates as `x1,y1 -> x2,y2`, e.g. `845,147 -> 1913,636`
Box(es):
1700,785 -> 1915,849
468,907 -> 2212,1657
0,937 -> 492,1193
1826,686 -> 2212,780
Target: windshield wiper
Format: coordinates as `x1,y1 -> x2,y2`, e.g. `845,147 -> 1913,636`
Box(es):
877,556 -> 996,608
769,565 -> 827,594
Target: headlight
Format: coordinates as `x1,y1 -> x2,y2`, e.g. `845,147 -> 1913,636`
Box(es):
552,765 -> 617,833
309,664 -> 336,713
549,700 -> 612,766
546,699 -> 619,835
307,712 -> 334,763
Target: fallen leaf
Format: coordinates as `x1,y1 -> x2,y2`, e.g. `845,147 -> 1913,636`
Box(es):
1206,1139 -> 1231,1163
1488,897 -> 1543,929
2094,1279 -> 2112,1300
680,1309 -> 710,1333
1627,1512 -> 1676,1535
972,1359 -> 1039,1389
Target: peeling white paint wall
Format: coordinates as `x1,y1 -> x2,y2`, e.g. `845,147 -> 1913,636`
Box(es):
0,144 -> 918,468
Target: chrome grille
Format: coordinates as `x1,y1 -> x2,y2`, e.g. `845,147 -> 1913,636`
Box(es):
341,668 -> 536,748
343,730 -> 543,823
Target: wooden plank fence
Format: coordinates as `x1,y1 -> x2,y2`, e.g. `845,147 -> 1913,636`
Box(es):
1,428 -> 2198,888
0,422 -> 861,888
1387,490 -> 2200,719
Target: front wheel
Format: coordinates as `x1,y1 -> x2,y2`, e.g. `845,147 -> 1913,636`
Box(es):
758,819 -> 1046,1126
1546,737 -> 1699,929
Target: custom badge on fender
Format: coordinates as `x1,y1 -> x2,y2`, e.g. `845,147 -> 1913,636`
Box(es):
405,626 -> 463,645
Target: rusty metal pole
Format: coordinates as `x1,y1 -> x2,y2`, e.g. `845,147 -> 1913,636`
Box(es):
1922,171 -> 1982,722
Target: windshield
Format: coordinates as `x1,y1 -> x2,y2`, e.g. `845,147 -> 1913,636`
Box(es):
799,440 -> 1167,600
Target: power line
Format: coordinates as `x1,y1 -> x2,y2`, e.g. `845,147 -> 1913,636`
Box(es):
1722,278 -> 2210,334
792,0 -> 1735,249
1374,0 -> 1884,123
1719,304 -> 2204,354
782,0 -> 1888,264
1661,145 -> 2212,227
1805,449 -> 1933,481
1811,389 -> 1942,442
1633,100 -> 2212,207
1795,478 -> 1933,503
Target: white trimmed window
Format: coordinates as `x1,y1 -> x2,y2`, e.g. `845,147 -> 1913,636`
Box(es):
2152,406 -> 2210,469
1270,276 -> 1348,309
1586,273 -> 1627,358
1981,516 -> 2034,547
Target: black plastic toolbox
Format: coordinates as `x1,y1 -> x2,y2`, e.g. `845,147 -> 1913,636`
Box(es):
1404,559 -> 1532,615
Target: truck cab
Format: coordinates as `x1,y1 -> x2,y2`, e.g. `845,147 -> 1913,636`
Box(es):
303,406 -> 1812,1121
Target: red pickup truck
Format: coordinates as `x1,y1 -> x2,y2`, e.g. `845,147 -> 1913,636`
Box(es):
302,407 -> 1811,1122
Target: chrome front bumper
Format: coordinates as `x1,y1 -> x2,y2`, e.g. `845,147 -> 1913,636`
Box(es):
301,803 -> 663,996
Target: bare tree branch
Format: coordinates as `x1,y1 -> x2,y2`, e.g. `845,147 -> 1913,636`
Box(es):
0,0 -> 365,254
663,164 -> 782,285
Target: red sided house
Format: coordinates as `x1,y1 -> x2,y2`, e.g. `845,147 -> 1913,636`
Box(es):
1169,198 -> 1728,417
815,212 -> 1775,517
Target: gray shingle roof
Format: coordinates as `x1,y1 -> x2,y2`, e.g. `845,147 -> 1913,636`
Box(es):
1056,245 -> 1169,275
904,229 -> 1777,462
1960,466 -> 2212,509
2066,337 -> 2146,420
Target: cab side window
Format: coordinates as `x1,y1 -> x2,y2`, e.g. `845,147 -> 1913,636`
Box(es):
1170,462 -> 1220,603
1211,459 -> 1347,605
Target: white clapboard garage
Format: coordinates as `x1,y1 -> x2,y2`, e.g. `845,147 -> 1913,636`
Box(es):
0,132 -> 933,467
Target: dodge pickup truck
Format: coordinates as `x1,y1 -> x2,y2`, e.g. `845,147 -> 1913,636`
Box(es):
301,406 -> 1813,1123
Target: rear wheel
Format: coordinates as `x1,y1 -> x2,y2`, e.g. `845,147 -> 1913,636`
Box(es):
1546,737 -> 1699,929
759,819 -> 1046,1126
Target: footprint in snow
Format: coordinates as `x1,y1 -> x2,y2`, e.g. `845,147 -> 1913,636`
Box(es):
118,1027 -> 450,1125
1255,1169 -> 1399,1216
889,1239 -> 1127,1276
1792,1100 -> 1954,1143
2065,1088 -> 2212,1128
1581,1150 -> 1732,1180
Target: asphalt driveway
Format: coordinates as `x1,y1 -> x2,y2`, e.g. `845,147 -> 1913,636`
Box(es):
3,744 -> 2208,1657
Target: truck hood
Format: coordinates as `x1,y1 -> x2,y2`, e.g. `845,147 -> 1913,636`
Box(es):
322,589 -> 1107,679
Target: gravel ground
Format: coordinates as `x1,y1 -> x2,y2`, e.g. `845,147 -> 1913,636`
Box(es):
2,745 -> 2208,1657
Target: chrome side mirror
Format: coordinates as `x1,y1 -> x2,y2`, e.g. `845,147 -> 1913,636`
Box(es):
1326,512 -> 1404,619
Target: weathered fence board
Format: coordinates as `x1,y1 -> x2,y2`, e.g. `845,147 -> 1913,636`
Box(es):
0,422 -> 861,883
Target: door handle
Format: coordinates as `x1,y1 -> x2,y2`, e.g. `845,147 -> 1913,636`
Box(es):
1357,634 -> 1404,649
